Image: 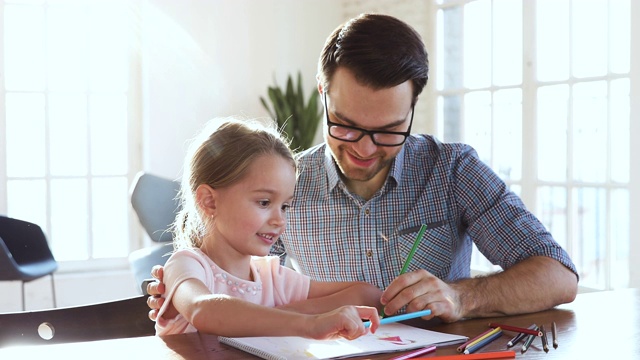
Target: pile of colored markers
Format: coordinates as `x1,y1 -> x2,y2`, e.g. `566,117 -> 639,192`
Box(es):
498,322 -> 559,353
457,321 -> 559,355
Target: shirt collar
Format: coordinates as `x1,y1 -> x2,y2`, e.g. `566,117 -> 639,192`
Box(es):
323,146 -> 341,192
389,145 -> 405,185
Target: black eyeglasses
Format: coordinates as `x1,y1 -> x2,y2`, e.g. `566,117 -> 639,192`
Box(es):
323,92 -> 413,147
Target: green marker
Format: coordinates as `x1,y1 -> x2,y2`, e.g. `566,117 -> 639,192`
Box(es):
381,224 -> 427,318
400,224 -> 427,275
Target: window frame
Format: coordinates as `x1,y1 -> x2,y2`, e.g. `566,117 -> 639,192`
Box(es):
0,0 -> 143,273
431,0 -> 639,290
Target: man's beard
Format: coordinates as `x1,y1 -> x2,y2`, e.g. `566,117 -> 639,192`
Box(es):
332,144 -> 392,182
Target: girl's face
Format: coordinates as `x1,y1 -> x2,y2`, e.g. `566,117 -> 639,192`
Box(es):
207,153 -> 296,259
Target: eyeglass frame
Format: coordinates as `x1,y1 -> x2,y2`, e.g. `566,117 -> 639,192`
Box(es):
322,91 -> 414,147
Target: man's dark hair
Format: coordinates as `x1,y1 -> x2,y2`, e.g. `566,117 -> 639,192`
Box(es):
318,13 -> 429,105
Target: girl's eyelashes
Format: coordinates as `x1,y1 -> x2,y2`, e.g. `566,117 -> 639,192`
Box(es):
257,200 -> 291,211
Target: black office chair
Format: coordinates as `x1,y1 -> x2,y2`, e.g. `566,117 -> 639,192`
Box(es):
0,216 -> 58,311
0,295 -> 155,347
128,172 -> 181,293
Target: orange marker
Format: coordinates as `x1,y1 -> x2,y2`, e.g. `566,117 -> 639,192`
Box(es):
414,350 -> 516,360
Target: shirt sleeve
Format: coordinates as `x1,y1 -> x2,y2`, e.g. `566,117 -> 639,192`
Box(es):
453,145 -> 578,277
156,249 -> 210,325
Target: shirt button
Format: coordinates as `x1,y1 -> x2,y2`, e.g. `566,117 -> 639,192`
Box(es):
366,250 -> 373,257
364,209 -> 370,215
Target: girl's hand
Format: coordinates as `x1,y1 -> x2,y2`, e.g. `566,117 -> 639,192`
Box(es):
147,265 -> 170,321
305,305 -> 380,340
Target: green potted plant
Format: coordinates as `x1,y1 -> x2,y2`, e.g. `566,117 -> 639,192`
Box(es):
260,71 -> 322,151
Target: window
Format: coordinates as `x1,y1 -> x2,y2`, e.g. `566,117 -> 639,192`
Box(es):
435,0 -> 633,290
1,0 -> 139,269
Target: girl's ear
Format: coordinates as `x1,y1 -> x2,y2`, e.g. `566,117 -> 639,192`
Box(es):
195,184 -> 217,217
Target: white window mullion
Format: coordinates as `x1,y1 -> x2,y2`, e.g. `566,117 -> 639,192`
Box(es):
0,3 -> 6,214
565,88 -> 575,266
44,96 -> 53,252
85,91 -> 93,258
43,3 -> 52,249
565,0 -> 576,269
489,2 -> 495,171
521,0 -> 537,211
81,1 -> 92,260
604,78 -> 611,290
128,2 -> 144,253
629,0 -> 640,288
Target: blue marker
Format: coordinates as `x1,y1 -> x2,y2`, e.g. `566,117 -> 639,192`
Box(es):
364,309 -> 431,328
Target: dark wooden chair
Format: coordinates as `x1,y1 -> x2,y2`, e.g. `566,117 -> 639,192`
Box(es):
0,295 -> 155,347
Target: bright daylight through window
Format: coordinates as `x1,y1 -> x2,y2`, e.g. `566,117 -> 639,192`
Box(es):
435,0 -> 630,290
2,0 -> 133,265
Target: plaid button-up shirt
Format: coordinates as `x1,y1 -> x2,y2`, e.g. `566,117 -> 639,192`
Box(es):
271,135 -> 577,290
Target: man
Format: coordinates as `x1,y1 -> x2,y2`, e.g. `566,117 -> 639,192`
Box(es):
148,13 -> 578,323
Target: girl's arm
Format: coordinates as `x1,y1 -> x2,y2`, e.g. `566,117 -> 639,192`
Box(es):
171,278 -> 380,339
277,280 -> 383,314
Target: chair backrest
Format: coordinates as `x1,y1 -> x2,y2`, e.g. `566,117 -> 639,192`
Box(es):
0,236 -> 20,280
130,172 -> 181,243
0,216 -> 58,282
0,295 -> 155,347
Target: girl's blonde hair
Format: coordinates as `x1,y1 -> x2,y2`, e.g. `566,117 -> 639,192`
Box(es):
172,117 -> 295,249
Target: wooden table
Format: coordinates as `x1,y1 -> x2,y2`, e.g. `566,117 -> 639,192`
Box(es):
1,288 -> 637,359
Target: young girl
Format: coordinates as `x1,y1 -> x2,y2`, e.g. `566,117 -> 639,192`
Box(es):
155,118 -> 382,340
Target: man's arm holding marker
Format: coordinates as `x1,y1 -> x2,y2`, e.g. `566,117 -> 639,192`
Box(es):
380,256 -> 578,322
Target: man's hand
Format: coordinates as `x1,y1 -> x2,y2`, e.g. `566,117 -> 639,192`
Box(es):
380,257 -> 578,323
380,269 -> 464,323
147,265 -> 167,321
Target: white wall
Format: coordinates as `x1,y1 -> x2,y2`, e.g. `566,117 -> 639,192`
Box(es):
0,271 -> 138,312
141,0 -> 433,180
141,0 -> 343,179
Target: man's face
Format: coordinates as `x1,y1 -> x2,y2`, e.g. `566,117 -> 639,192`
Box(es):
321,67 -> 414,191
